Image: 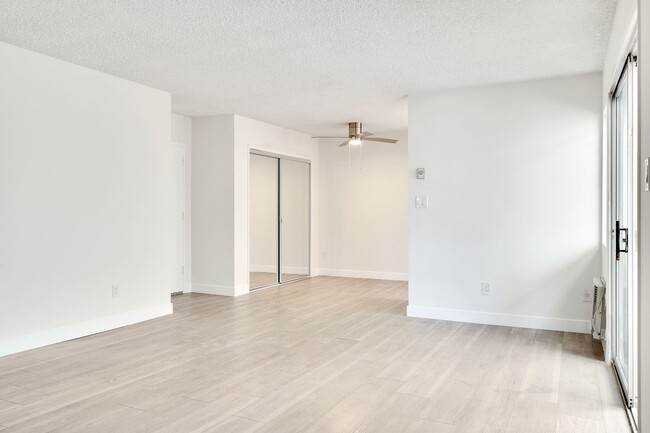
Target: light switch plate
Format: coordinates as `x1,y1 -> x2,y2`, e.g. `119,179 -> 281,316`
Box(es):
415,196 -> 428,208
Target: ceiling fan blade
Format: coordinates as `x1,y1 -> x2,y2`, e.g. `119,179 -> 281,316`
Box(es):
362,137 -> 398,144
338,140 -> 350,147
360,132 -> 374,137
312,136 -> 348,139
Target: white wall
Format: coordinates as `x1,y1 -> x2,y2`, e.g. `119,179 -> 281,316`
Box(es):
171,113 -> 192,291
0,42 -> 173,357
319,131 -> 408,280
191,114 -> 318,295
408,73 -> 602,333
191,115 -> 235,294
603,0 -> 638,105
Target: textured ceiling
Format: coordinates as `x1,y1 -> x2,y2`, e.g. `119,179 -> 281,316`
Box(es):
0,0 -> 617,136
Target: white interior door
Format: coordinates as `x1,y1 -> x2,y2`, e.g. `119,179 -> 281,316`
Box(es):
611,55 -> 638,417
172,143 -> 186,294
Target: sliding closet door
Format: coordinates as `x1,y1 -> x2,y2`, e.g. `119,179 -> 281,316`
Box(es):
611,55 -> 638,416
280,159 -> 310,283
249,154 -> 279,289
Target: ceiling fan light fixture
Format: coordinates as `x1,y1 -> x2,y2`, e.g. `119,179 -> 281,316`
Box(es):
349,137 -> 362,145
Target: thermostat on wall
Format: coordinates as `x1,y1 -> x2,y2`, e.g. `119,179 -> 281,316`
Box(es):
416,168 -> 425,179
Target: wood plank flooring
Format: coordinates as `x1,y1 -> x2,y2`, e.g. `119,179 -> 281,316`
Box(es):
0,277 -> 632,432
249,272 -> 305,289
249,272 -> 278,288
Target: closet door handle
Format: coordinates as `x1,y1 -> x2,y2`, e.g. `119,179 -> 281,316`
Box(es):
616,220 -> 628,260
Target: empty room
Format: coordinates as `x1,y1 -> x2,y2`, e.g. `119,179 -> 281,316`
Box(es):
1,1 -> 650,432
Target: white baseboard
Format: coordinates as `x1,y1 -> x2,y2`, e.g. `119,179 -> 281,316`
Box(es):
249,265 -> 310,274
249,265 -> 276,273
0,302 -> 173,358
284,266 -> 310,274
319,268 -> 408,282
406,305 -> 591,334
191,283 -> 249,297
234,284 -> 249,296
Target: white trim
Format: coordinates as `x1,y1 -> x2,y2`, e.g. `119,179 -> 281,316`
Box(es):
319,268 -> 408,282
172,141 -> 187,295
407,305 -> 591,334
606,8 -> 638,96
250,265 -> 310,274
234,284 -> 249,296
249,265 -> 277,273
283,266 -> 309,274
192,283 -> 249,297
0,302 -> 173,358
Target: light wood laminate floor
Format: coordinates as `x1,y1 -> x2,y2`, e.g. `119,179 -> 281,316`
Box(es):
249,272 -> 306,289
0,277 -> 632,433
249,272 -> 278,288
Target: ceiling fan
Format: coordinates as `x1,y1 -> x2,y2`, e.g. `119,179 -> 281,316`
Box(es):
312,122 -> 398,147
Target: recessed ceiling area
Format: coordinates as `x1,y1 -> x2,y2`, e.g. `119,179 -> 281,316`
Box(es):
0,0 -> 617,135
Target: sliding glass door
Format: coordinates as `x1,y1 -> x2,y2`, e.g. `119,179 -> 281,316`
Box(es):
249,151 -> 311,290
611,54 -> 638,417
280,159 -> 310,283
249,153 -> 280,289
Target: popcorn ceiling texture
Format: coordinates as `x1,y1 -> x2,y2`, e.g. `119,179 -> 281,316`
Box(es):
0,0 -> 617,135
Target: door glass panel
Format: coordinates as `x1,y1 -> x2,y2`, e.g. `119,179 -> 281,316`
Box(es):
249,154 -> 279,289
611,56 -> 637,415
614,71 -> 629,381
280,159 -> 310,282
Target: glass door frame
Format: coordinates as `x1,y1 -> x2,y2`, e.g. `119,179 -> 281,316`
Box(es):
609,53 -> 639,419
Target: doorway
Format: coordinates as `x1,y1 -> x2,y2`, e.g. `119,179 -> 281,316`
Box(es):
172,142 -> 186,295
249,151 -> 311,290
610,54 -> 638,422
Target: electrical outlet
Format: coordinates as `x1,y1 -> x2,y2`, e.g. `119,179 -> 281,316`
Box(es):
583,286 -> 592,302
481,282 -> 491,296
112,284 -> 120,299
415,196 -> 428,208
322,252 -> 327,260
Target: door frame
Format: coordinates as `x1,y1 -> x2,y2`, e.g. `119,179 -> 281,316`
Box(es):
609,53 -> 639,424
172,141 -> 187,295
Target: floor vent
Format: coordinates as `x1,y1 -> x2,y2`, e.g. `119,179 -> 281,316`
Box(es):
592,277 -> 606,340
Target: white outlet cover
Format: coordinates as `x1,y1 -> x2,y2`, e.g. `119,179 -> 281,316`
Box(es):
481,282 -> 491,295
415,196 -> 428,208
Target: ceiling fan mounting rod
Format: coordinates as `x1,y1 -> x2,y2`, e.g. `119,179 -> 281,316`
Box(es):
349,122 -> 363,137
